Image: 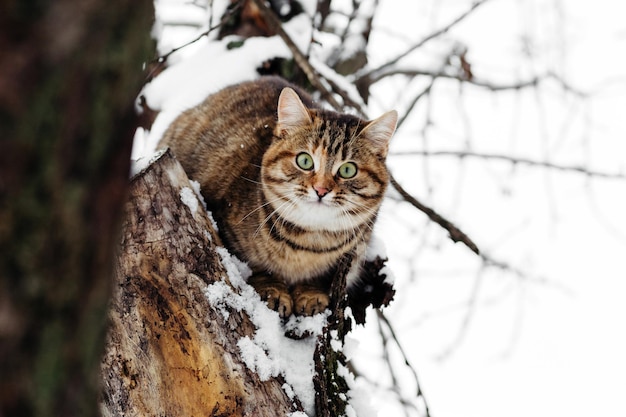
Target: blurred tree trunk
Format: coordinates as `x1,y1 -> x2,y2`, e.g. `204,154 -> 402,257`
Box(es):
0,1 -> 154,416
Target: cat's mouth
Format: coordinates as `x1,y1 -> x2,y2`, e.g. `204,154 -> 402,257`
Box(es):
303,195 -> 335,208
277,195 -> 357,232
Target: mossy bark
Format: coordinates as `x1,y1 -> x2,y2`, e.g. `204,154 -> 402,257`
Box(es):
0,1 -> 154,416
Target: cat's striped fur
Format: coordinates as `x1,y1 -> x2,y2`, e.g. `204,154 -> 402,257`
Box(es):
159,76 -> 397,316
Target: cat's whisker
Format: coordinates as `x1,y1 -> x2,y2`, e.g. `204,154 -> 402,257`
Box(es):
253,198 -> 289,237
254,196 -> 299,238
275,200 -> 299,235
238,195 -> 286,225
239,175 -> 263,185
268,199 -> 294,234
340,197 -> 379,234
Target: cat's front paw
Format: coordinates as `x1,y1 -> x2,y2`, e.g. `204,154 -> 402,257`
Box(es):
291,285 -> 330,316
248,274 -> 293,318
262,287 -> 293,318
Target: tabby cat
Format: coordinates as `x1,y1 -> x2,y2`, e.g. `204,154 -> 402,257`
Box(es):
159,76 -> 397,317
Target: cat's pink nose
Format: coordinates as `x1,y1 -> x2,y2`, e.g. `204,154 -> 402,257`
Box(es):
314,185 -> 330,198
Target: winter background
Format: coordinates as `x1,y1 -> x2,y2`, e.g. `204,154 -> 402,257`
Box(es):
132,0 -> 626,416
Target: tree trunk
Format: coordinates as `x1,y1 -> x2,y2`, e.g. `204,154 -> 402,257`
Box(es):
0,1 -> 153,416
100,150 -> 301,416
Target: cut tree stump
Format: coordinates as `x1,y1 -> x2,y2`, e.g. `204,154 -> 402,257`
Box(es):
100,150 -> 302,416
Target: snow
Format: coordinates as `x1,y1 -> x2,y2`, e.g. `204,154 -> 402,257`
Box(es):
365,233 -> 387,261
205,248 -> 374,417
206,246 -> 328,416
237,335 -> 281,380
365,234 -> 395,285
179,186 -> 198,214
337,363 -> 378,417
282,382 -> 296,401
136,22 -> 307,155
309,55 -> 365,110
188,180 -> 207,210
129,144 -> 165,177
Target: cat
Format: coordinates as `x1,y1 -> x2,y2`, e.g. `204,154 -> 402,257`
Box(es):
158,76 -> 397,317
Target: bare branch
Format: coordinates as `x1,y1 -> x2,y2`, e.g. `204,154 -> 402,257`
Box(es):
377,310 -> 431,417
394,50 -> 458,129
396,80 -> 435,129
389,173 -> 481,255
434,267 -> 484,362
250,0 -> 344,110
327,0 -> 379,72
251,0 -> 373,118
392,150 -> 626,180
373,68 -> 540,90
152,1 -> 243,65
370,68 -> 589,97
357,0 -> 492,83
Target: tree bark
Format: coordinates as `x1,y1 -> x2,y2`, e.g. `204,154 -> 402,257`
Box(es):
100,150 -> 301,416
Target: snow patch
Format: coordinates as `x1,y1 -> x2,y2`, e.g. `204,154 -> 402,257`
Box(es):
381,265 -> 395,285
180,186 -> 198,214
282,382 -> 296,401
215,246 -> 252,289
204,247 -> 327,416
129,147 -> 167,178
365,234 -> 387,261
337,363 -> 378,417
206,210 -> 219,232
237,335 -> 280,380
189,180 -> 207,210
138,35 -> 292,154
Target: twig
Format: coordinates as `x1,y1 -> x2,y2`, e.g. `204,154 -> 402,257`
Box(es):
371,68 -> 586,96
395,49 -> 459,129
393,150 -> 626,180
389,173 -> 481,255
435,267 -> 484,361
250,0 -> 343,110
377,310 -> 432,417
313,251 -> 354,417
357,0 -> 492,83
251,0 -> 373,116
154,1 -> 243,64
143,1 -> 244,82
397,79 -> 435,130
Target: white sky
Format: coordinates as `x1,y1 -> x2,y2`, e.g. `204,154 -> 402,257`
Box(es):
357,1 -> 626,416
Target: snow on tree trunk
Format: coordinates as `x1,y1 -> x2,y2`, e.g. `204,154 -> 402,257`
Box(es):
100,150 -> 303,416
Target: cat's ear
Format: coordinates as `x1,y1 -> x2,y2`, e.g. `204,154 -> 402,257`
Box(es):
359,110 -> 398,158
277,87 -> 312,135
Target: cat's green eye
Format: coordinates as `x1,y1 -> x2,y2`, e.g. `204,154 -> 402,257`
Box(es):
338,162 -> 358,179
296,152 -> 314,170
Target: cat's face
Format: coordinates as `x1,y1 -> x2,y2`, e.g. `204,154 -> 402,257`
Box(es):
261,88 -> 397,232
